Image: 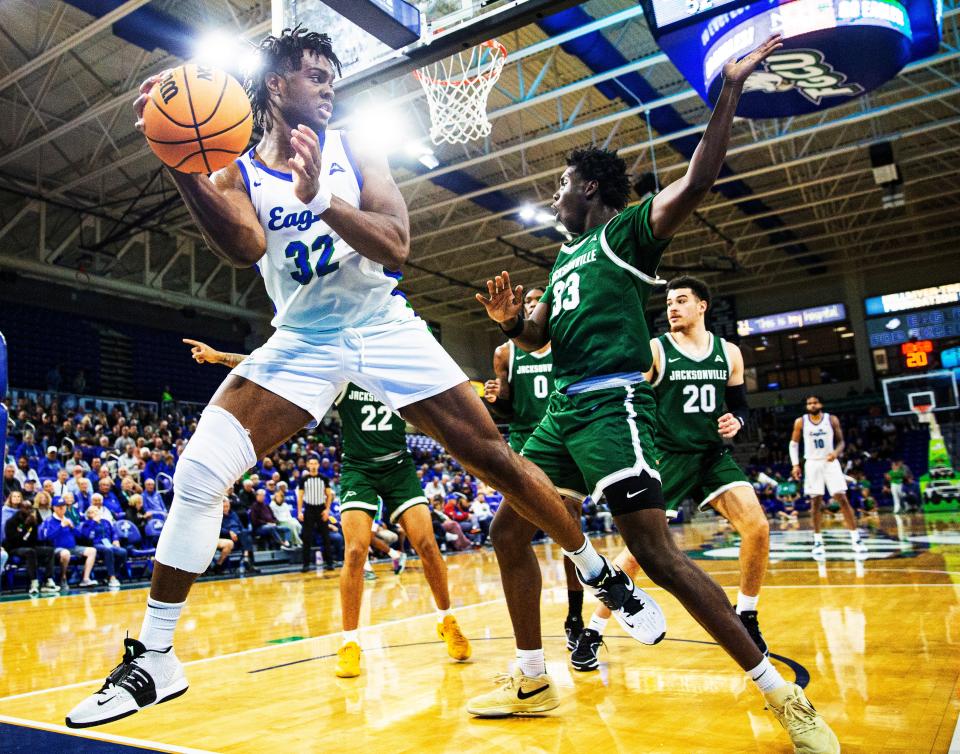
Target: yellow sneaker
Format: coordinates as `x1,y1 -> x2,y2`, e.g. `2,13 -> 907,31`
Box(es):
466,670 -> 559,717
764,683 -> 840,753
335,641 -> 361,678
437,615 -> 471,661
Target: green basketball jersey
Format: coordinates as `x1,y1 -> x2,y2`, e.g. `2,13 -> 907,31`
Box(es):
544,196 -> 670,392
336,383 -> 407,462
652,332 -> 730,452
508,341 -> 553,433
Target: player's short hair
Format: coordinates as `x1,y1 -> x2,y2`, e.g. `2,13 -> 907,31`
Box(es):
566,147 -> 631,210
246,24 -> 343,132
805,394 -> 822,403
666,275 -> 711,308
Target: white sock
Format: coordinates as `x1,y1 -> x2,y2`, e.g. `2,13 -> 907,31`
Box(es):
561,537 -> 605,581
736,592 -> 759,614
139,597 -> 185,650
587,615 -> 608,634
813,532 -> 823,545
747,657 -> 787,693
363,559 -> 374,572
388,548 -> 402,559
437,607 -> 452,621
516,648 -> 546,677
342,629 -> 359,646
849,529 -> 861,544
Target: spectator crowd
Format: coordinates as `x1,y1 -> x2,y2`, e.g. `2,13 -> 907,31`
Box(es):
0,391 -> 938,594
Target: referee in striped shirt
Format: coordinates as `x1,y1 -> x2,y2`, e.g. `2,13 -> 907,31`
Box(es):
297,457 -> 335,572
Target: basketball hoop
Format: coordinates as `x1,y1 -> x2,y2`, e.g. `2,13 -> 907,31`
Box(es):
413,40 -> 507,145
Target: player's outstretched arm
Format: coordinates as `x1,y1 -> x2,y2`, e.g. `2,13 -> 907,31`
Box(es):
475,270 -> 549,352
133,75 -> 266,267
182,339 -> 248,369
649,34 -> 782,239
289,125 -> 410,269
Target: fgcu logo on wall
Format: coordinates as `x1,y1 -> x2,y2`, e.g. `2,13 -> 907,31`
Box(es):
742,50 -> 864,104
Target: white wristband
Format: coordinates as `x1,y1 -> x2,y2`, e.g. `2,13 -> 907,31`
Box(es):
789,441 -> 800,466
313,185 -> 332,214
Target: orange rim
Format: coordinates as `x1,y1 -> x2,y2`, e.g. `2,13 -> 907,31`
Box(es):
413,40 -> 507,87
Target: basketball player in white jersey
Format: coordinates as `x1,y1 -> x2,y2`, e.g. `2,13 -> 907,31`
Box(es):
789,395 -> 866,557
67,27 -> 659,727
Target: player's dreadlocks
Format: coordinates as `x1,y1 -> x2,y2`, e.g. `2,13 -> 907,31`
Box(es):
566,147 -> 631,210
246,24 -> 343,132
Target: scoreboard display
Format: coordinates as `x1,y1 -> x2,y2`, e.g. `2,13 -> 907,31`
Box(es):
866,304 -> 960,348
901,340 -> 935,369
644,0 -> 749,32
638,0 -> 942,117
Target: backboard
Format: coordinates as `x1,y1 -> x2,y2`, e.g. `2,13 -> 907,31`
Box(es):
274,0 -> 580,98
882,370 -> 960,416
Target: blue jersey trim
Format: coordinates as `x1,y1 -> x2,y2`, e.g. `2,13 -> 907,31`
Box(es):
340,132 -> 364,192
383,268 -> 403,280
247,148 -> 293,182
564,371 -> 646,395
236,159 -> 252,197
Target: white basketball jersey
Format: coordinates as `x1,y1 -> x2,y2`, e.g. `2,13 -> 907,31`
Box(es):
802,413 -> 835,460
235,129 -> 411,331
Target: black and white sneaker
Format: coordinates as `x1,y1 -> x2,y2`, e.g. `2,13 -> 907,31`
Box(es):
736,608 -> 769,656
571,628 -> 604,671
66,637 -> 188,728
577,555 -> 666,645
564,614 -> 584,651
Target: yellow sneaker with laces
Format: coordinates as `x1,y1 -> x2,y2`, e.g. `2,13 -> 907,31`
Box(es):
466,669 -> 559,717
764,683 -> 840,753
437,615 -> 471,661
335,641 -> 361,678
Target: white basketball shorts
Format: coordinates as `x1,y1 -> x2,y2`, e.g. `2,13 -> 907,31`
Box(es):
231,317 -> 468,423
803,458 -> 847,497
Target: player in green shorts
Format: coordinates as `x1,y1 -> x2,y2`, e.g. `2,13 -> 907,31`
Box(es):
574,276 -> 772,672
484,286 -> 586,651
471,35 -> 838,753
333,383 -> 470,677
181,341 -> 471,678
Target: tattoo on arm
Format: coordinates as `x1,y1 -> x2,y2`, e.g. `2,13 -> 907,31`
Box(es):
219,352 -> 248,368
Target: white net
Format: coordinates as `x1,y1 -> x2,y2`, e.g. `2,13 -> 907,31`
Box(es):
414,40 -> 507,145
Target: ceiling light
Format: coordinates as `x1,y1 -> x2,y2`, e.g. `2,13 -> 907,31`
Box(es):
841,332 -> 855,338
418,152 -> 439,169
535,210 -> 555,224
194,31 -> 242,70
519,205 -> 536,221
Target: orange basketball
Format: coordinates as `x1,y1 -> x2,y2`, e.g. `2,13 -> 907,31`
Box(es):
142,64 -> 253,174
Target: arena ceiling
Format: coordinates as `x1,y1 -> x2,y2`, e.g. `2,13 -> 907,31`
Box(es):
0,0 -> 958,329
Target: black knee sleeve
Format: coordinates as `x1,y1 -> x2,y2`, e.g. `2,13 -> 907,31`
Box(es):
602,470 -> 665,516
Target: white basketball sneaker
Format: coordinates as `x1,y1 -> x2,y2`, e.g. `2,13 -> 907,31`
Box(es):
66,637 -> 188,728
577,555 -> 666,645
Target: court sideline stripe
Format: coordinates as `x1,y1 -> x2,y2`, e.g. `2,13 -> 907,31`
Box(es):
0,714 -> 217,754
2,582 -> 957,704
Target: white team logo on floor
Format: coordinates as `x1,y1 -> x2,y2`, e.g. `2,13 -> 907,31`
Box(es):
698,529 -> 921,561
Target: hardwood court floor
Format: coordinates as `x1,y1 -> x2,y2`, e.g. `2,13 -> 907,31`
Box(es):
2,514 -> 958,753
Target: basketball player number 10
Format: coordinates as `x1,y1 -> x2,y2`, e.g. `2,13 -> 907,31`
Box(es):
285,234 -> 339,285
